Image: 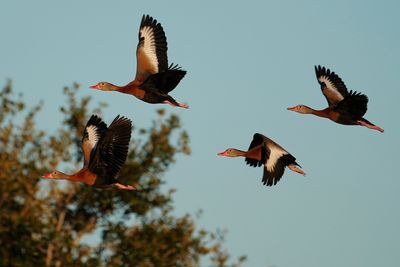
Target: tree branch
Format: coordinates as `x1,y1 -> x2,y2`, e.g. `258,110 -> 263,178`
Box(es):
45,189 -> 74,266
72,217 -> 97,247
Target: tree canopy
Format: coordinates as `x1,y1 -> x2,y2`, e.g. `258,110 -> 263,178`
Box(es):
0,81 -> 246,267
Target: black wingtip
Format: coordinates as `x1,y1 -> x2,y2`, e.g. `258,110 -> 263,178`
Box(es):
245,158 -> 262,168
140,14 -> 162,29
86,114 -> 108,130
253,133 -> 263,139
168,63 -> 186,72
314,65 -> 321,77
111,115 -> 133,128
315,65 -> 327,77
88,114 -> 101,122
321,65 -> 332,75
294,161 -> 302,168
168,63 -> 187,77
262,174 -> 277,187
141,14 -> 152,23
140,14 -> 148,27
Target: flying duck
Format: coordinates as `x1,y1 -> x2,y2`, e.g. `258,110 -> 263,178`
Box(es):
287,65 -> 384,133
218,133 -> 305,186
90,14 -> 188,108
42,115 -> 136,190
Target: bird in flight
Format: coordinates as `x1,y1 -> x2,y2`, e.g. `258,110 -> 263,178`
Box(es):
42,115 -> 136,190
287,65 -> 384,133
90,14 -> 188,108
218,133 -> 305,186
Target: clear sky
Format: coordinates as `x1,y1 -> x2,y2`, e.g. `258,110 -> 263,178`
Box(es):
1,0 -> 399,266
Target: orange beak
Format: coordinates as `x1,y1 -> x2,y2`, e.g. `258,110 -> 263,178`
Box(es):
217,151 -> 227,156
89,84 -> 99,89
287,106 -> 296,111
42,173 -> 52,179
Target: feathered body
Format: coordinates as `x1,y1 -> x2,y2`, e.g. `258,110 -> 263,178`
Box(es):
288,65 -> 383,132
90,15 -> 188,108
218,133 -> 305,186
42,115 -> 136,190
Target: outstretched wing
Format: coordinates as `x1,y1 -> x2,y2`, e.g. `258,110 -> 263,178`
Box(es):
88,116 -> 132,183
315,65 -> 349,107
135,14 -> 168,83
81,115 -> 108,167
245,133 -> 269,167
139,63 -> 186,94
334,90 -> 369,119
262,154 -> 296,186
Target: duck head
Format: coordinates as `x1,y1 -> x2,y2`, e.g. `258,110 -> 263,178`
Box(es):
90,82 -> 117,91
287,105 -> 313,114
42,170 -> 68,180
217,148 -> 244,157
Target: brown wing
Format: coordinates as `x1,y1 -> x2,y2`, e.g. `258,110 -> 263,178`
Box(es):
88,116 -> 132,183
315,65 -> 349,107
81,115 -> 108,167
139,64 -> 186,94
334,90 -> 369,119
135,15 -> 168,83
262,154 -> 297,186
245,133 -> 269,167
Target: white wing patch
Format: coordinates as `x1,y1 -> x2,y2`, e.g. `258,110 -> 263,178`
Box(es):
140,26 -> 159,72
265,148 -> 287,172
319,75 -> 345,102
86,125 -> 100,150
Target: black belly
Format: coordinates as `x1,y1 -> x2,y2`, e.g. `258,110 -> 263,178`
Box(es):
142,92 -> 178,105
141,92 -> 167,104
335,114 -> 358,125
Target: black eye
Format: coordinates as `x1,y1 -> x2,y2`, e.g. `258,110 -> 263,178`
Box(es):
53,171 -> 57,175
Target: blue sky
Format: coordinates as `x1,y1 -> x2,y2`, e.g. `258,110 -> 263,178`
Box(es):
1,0 -> 399,266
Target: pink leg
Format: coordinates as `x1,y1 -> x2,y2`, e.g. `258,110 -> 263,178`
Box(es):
163,100 -> 189,109
178,102 -> 189,109
113,183 -> 137,190
357,120 -> 384,133
288,164 -> 306,176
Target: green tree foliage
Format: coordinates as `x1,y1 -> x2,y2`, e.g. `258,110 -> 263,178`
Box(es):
0,81 -> 246,267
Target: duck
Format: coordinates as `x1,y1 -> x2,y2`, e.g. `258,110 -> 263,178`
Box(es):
287,65 -> 384,133
90,14 -> 188,109
218,133 -> 305,186
42,115 -> 136,190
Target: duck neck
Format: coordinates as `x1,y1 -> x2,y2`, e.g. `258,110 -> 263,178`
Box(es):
53,169 -> 85,183
312,108 -> 331,118
108,83 -> 124,91
245,146 -> 262,160
53,171 -> 72,180
119,81 -> 141,95
304,106 -> 330,118
231,149 -> 248,157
